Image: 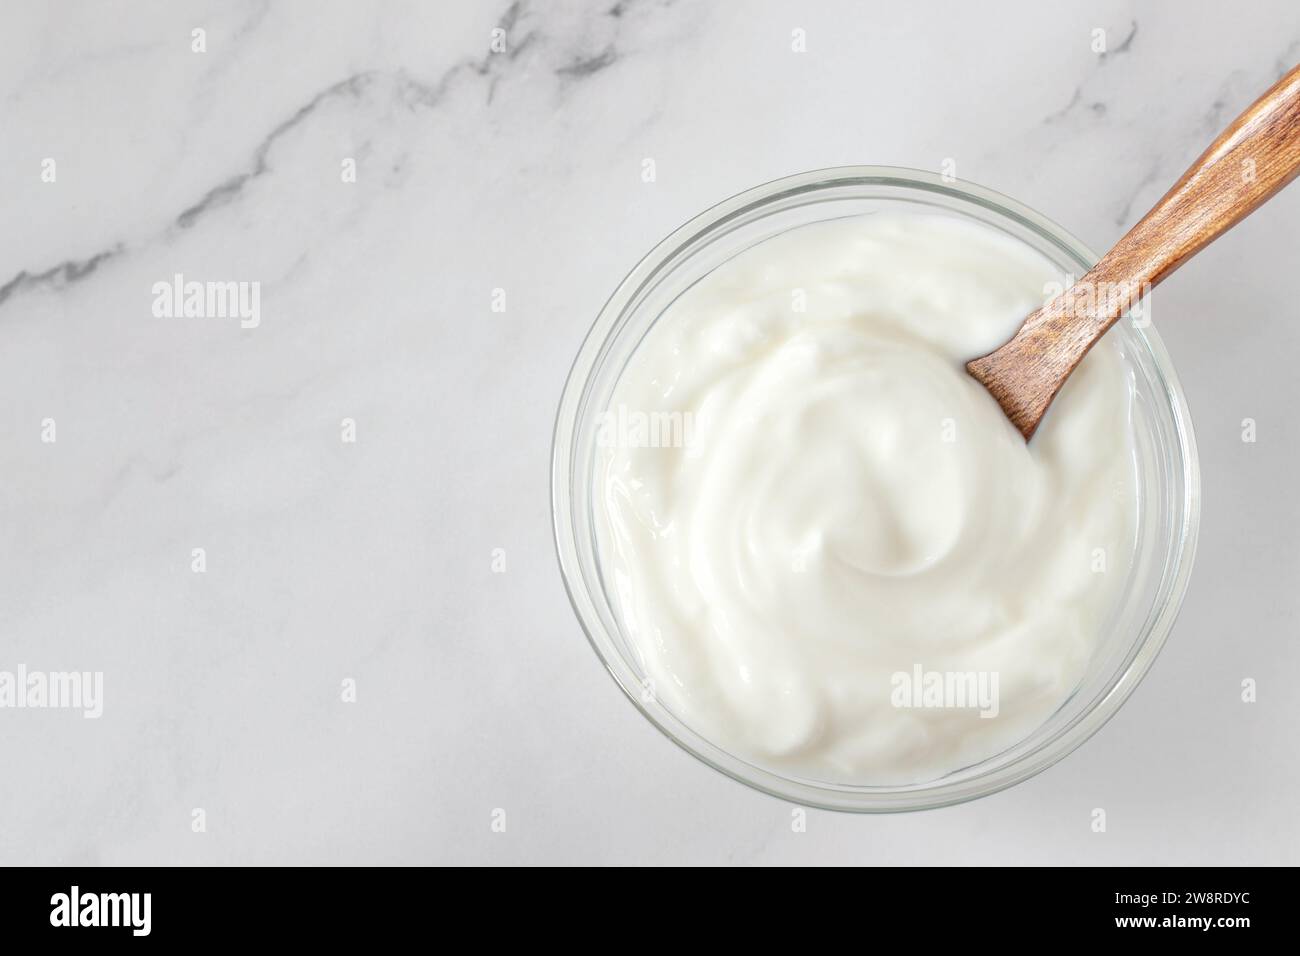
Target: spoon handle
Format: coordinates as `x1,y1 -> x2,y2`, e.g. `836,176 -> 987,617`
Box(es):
969,63 -> 1300,440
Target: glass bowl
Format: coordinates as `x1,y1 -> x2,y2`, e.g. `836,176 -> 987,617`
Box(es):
551,166 -> 1200,812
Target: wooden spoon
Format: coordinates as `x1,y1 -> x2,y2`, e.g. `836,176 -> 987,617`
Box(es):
968,63 -> 1300,440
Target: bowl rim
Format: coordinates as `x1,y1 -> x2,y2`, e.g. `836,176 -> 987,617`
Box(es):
550,164 -> 1201,812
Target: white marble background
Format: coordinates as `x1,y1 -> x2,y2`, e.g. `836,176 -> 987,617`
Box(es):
1,0 -> 1297,865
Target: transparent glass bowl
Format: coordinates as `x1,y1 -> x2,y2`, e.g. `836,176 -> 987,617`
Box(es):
551,166 -> 1200,811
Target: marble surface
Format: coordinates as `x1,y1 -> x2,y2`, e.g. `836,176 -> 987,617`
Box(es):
1,0 -> 1297,865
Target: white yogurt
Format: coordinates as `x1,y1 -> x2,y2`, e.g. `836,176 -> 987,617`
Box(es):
594,213 -> 1137,785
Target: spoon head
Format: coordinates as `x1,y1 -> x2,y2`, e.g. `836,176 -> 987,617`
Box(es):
966,343 -> 1062,442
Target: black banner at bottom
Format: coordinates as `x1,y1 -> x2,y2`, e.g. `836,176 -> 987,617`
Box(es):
0,865 -> 1274,942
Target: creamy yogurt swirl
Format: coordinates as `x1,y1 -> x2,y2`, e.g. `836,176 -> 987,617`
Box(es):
595,214 -> 1136,785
